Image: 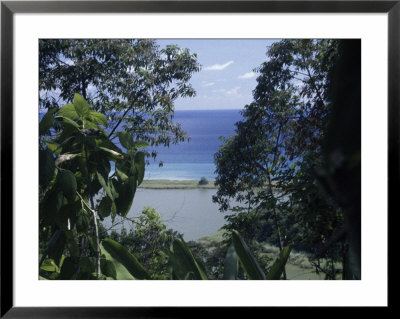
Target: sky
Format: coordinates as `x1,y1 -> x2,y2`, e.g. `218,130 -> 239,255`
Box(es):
156,39 -> 276,111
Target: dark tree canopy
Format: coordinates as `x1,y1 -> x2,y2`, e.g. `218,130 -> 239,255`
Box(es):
213,39 -> 349,279
214,39 -> 339,210
39,39 -> 201,156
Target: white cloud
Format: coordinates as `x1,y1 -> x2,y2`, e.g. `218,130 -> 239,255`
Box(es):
238,71 -> 256,79
213,86 -> 242,98
202,81 -> 215,87
226,86 -> 241,97
204,60 -> 234,71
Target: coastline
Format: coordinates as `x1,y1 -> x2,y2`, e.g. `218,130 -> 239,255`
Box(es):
138,179 -> 217,189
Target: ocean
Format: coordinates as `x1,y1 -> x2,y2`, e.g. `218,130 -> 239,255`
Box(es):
144,109 -> 242,180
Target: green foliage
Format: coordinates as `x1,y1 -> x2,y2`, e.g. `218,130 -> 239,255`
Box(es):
318,40 -> 361,279
166,230 -> 291,280
39,94 -> 147,280
110,207 -> 181,279
39,39 -> 200,164
222,244 -> 238,280
213,39 -> 346,279
198,176 -> 209,185
167,238 -> 208,280
231,230 -> 266,280
101,238 -> 150,280
265,245 -> 293,280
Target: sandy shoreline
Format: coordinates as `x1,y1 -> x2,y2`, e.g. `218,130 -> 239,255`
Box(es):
138,179 -> 217,189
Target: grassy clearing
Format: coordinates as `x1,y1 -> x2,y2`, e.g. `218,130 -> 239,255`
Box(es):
139,179 -> 217,189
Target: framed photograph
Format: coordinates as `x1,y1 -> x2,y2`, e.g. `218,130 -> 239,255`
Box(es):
1,0 -> 394,316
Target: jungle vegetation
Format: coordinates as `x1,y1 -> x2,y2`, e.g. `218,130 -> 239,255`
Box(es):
38,39 -> 361,280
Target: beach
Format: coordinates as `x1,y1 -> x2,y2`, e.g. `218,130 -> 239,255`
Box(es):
139,179 -> 217,189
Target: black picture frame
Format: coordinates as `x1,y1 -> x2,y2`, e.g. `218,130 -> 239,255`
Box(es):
1,0 -> 394,317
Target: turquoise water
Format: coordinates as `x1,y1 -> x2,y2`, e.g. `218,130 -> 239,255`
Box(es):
146,109 -> 242,180
144,163 -> 216,180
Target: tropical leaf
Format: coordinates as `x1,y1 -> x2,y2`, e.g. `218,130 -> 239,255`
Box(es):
96,170 -> 114,200
39,108 -> 57,136
40,258 -> 59,273
231,230 -> 266,280
134,152 -> 145,185
265,245 -> 292,280
133,140 -> 149,150
117,131 -> 133,149
98,196 -> 112,219
101,238 -> 150,280
222,243 -> 238,280
168,238 -> 208,280
115,166 -> 128,182
73,93 -> 90,118
57,169 -> 77,201
39,149 -> 55,185
88,110 -> 107,126
57,103 -> 79,120
113,177 -> 136,217
55,116 -> 81,130
60,256 -> 76,280
100,259 -> 117,280
39,230 -> 64,267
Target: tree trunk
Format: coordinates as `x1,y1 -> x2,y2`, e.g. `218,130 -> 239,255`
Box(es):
267,174 -> 287,280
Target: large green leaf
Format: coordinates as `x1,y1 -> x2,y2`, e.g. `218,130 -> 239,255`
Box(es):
73,93 -> 90,118
39,108 -> 57,136
98,196 -> 112,219
113,177 -> 136,217
57,103 -> 79,121
47,231 -> 67,268
39,230 -> 63,267
96,171 -> 114,200
75,209 -> 90,234
168,238 -> 208,280
43,191 -> 64,226
40,258 -> 59,273
117,131 -> 133,149
79,257 -> 95,274
133,140 -> 149,150
265,245 -> 292,280
55,116 -> 81,130
88,110 -> 107,126
222,244 -> 238,280
101,238 -> 150,280
101,259 -> 117,280
231,230 -> 266,280
65,230 -> 79,258
100,243 -> 134,280
57,169 -> 77,201
60,256 -> 76,279
115,167 -> 128,182
134,152 -> 145,185
39,149 -> 55,186
45,135 -> 75,155
44,140 -> 61,154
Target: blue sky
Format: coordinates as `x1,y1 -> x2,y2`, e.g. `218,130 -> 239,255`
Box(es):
156,39 -> 276,110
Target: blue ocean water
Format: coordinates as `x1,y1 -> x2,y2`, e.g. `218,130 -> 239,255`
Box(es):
145,109 -> 242,180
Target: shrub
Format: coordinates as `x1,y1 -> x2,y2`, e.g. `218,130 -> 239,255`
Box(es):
198,177 -> 209,185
